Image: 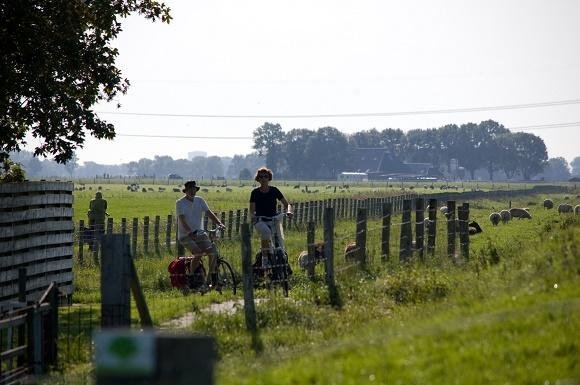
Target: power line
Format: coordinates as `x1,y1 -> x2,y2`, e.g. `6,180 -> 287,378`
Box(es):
98,98 -> 580,119
115,121 -> 580,139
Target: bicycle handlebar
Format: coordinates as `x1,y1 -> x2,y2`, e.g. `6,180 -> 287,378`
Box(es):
255,212 -> 290,222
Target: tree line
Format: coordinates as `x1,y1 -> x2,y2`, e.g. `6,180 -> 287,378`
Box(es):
252,120 -> 576,181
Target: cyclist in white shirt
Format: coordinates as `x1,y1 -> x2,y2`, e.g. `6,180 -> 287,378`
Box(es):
176,180 -> 224,287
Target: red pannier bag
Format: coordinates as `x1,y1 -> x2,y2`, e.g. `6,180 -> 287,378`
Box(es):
168,258 -> 187,288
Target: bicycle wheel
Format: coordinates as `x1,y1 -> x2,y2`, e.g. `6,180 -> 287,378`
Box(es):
216,259 -> 237,295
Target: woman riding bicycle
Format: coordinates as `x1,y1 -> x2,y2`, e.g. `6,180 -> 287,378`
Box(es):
176,180 -> 225,289
249,167 -> 293,269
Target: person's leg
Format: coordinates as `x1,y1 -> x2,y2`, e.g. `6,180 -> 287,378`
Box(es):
193,233 -> 217,285
254,222 -> 273,268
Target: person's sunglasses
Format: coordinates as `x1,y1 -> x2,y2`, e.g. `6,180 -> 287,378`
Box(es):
258,175 -> 269,179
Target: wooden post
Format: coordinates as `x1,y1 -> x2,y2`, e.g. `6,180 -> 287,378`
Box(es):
399,199 -> 412,263
78,219 -> 84,265
129,258 -> 153,328
154,215 -> 161,255
240,224 -> 257,332
106,217 -> 113,234
307,221 -> 316,279
143,216 -> 150,254
18,267 -> 26,302
381,202 -> 392,262
121,218 -> 127,235
446,200 -> 457,259
415,198 -> 425,261
227,211 -> 234,240
165,214 -> 172,251
355,208 -> 367,264
458,203 -> 470,261
100,234 -> 131,328
235,209 -> 241,236
324,207 -> 339,307
427,198 -> 437,255
132,218 -> 138,258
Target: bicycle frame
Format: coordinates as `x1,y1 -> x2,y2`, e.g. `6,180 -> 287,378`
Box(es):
255,213 -> 287,254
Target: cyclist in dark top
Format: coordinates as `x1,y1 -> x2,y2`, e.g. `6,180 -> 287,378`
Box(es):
249,167 -> 293,266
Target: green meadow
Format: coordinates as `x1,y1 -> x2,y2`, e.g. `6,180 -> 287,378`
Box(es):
41,185 -> 579,384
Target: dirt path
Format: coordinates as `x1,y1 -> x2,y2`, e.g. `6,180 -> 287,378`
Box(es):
160,298 -> 267,329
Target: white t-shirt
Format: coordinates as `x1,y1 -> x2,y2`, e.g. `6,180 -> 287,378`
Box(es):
176,196 -> 210,238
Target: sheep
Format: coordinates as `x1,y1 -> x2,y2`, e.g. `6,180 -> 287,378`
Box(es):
172,188 -> 180,193
489,212 -> 501,226
297,243 -> 325,270
509,207 -> 532,219
543,199 -> 554,210
226,188 -> 233,192
499,210 -> 512,223
575,205 -> 580,215
558,203 -> 573,214
201,188 -> 209,193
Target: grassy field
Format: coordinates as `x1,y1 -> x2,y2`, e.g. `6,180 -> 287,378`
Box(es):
40,188 -> 580,384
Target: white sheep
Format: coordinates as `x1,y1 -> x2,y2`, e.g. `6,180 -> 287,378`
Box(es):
543,199 -> 554,210
499,209 -> 512,223
575,205 -> 580,215
509,207 -> 532,219
489,212 -> 501,226
558,203 -> 573,214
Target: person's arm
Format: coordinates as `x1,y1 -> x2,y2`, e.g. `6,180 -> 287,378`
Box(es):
206,209 -> 224,228
281,197 -> 293,219
249,202 -> 256,223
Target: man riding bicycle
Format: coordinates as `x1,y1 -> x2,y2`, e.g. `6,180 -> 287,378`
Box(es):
176,180 -> 225,289
249,167 -> 293,268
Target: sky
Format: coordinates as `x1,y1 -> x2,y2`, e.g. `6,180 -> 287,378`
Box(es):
51,0 -> 580,165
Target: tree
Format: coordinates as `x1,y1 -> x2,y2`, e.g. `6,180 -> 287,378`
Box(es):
0,1 -> 171,163
571,156 -> 580,176
476,120 -> 510,180
539,157 -> 571,181
303,127 -> 350,179
252,122 -> 285,173
510,132 -> 548,180
283,128 -> 316,179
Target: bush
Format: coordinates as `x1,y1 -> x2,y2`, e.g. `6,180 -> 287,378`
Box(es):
0,159 -> 26,182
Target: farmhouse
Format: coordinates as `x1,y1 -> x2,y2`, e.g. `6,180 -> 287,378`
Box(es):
341,148 -> 442,181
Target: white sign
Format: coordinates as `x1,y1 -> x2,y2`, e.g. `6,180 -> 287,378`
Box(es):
94,329 -> 156,377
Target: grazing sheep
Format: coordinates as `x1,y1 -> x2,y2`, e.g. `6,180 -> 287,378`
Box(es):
509,207 -> 532,219
489,212 -> 501,226
226,188 -> 233,192
297,243 -> 325,270
172,188 -> 180,192
468,220 -> 483,235
558,203 -> 573,214
575,205 -> 580,215
499,210 -> 512,223
201,188 -> 209,193
344,242 -> 358,261
543,199 -> 554,210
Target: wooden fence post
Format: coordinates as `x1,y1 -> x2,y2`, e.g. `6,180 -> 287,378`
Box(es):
446,200 -> 457,259
143,216 -> 150,254
427,198 -> 437,255
100,234 -> 131,328
324,207 -> 339,307
458,203 -> 470,261
399,199 -> 412,263
154,215 -> 160,255
227,211 -> 233,240
355,208 -> 367,264
121,218 -> 127,235
165,214 -> 172,251
240,224 -> 257,332
235,209 -> 241,236
381,202 -> 392,262
106,217 -> 113,234
132,218 -> 138,258
415,198 -> 425,261
307,221 -> 316,279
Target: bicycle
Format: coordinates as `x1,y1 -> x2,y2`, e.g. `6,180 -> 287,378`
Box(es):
169,227 -> 238,295
254,212 -> 291,297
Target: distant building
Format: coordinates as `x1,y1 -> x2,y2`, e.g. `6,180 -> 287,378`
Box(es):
341,148 -> 441,180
